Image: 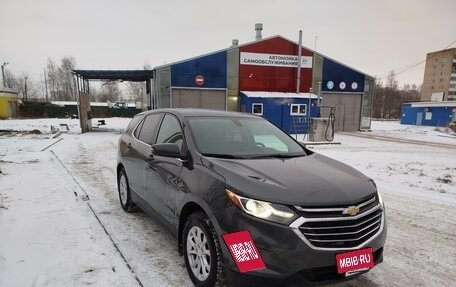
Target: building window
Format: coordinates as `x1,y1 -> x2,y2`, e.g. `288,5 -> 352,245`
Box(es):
252,103 -> 263,115
290,104 -> 307,116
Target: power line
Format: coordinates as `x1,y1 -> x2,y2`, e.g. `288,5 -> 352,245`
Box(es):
378,39 -> 456,80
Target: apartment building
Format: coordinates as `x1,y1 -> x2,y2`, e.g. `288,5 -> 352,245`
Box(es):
421,48 -> 456,101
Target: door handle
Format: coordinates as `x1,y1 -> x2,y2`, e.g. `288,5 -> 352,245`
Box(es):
145,155 -> 158,170
145,155 -> 154,163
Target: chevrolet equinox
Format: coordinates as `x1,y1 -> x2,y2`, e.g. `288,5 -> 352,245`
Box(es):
117,109 -> 386,287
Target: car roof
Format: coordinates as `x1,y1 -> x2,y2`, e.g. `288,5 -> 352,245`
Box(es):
137,108 -> 261,119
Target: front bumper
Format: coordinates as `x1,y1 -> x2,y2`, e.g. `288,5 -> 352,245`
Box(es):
225,247 -> 383,286
214,206 -> 387,286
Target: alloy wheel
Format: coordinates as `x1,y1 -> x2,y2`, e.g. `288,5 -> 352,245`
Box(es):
119,173 -> 128,206
186,226 -> 211,281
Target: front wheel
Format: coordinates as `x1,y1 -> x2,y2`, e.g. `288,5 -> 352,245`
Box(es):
117,168 -> 136,212
183,212 -> 225,287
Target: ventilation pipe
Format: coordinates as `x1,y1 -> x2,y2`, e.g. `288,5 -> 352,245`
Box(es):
296,30 -> 303,93
255,23 -> 263,41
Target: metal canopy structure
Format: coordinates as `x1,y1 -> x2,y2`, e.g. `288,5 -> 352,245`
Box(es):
73,69 -> 154,82
72,69 -> 154,133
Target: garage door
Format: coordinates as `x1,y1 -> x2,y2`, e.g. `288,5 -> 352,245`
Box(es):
171,89 -> 226,110
321,93 -> 362,132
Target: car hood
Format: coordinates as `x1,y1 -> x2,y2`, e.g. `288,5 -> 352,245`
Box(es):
202,153 -> 377,207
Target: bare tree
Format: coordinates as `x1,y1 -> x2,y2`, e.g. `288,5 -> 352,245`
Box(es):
61,56 -> 76,100
373,72 -> 421,119
13,73 -> 42,102
5,69 -> 18,90
89,85 -> 100,102
100,82 -> 122,102
385,70 -> 398,90
46,59 -> 60,100
402,83 -> 420,103
4,69 -> 16,89
126,62 -> 152,102
46,56 -> 76,101
372,77 -> 383,118
126,81 -> 146,102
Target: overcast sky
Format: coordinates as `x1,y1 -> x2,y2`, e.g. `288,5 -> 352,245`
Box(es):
1,0 -> 455,87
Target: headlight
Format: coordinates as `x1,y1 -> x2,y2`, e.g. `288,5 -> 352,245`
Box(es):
369,179 -> 384,207
225,189 -> 298,225
377,191 -> 384,207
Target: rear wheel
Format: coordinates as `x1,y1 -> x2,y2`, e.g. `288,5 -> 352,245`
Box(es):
117,168 -> 136,212
183,212 -> 225,287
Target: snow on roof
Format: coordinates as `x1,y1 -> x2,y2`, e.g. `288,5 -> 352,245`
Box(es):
50,101 -> 137,107
51,101 -> 78,106
241,91 -> 319,99
51,101 -> 108,107
408,101 -> 456,108
0,87 -> 18,94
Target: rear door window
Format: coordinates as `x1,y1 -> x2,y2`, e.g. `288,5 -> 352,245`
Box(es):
156,114 -> 184,152
133,118 -> 145,139
137,114 -> 162,145
126,115 -> 143,134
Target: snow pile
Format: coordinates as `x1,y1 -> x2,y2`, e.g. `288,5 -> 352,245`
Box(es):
369,120 -> 456,144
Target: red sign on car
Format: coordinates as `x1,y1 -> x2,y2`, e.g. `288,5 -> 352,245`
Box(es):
222,230 -> 266,273
336,248 -> 374,274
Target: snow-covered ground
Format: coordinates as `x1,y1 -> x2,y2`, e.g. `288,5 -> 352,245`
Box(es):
1,118 -> 455,287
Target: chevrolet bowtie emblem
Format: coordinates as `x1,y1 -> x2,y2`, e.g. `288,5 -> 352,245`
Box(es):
342,205 -> 360,216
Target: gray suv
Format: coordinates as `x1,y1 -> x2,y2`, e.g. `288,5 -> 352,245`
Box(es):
117,109 -> 386,287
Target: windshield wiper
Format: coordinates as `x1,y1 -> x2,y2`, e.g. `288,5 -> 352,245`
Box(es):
247,153 -> 305,159
201,153 -> 247,159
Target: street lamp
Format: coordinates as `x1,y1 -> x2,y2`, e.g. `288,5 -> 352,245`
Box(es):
1,62 -> 9,88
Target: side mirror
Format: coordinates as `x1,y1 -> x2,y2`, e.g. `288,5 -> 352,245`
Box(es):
151,143 -> 181,158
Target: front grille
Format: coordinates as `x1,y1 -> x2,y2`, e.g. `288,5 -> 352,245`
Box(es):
293,197 -> 383,249
294,196 -> 378,218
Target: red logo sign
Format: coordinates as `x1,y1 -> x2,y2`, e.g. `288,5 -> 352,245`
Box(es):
222,230 -> 266,273
336,248 -> 374,274
195,75 -> 204,86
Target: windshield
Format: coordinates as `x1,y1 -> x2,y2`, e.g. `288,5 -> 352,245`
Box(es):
187,117 -> 306,158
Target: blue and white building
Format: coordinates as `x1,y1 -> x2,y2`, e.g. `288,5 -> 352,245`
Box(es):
401,101 -> 456,127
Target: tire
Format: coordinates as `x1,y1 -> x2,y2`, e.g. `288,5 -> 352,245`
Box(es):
117,168 -> 136,212
183,212 -> 225,287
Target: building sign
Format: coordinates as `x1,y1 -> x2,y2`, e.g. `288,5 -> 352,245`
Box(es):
425,112 -> 432,120
431,92 -> 444,102
240,52 -> 313,68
